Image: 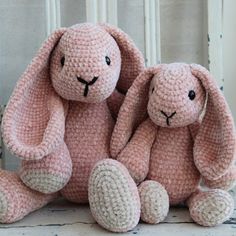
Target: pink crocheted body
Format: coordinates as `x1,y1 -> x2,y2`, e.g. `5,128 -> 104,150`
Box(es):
0,22 -> 145,222
148,126 -> 200,204
111,63 -> 236,205
61,101 -> 114,202
88,63 -> 236,232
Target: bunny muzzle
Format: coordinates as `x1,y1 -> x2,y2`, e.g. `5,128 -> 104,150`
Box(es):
160,110 -> 177,126
76,76 -> 99,97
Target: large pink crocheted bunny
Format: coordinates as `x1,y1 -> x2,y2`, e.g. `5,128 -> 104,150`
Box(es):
0,23 -> 144,223
89,63 -> 236,232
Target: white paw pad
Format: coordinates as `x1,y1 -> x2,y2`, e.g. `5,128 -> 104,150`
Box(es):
88,159 -> 140,232
189,189 -> 234,226
139,180 -> 169,224
20,171 -> 69,194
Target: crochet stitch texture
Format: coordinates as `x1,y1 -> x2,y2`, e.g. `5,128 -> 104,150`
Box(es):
0,23 -> 144,223
89,63 -> 236,232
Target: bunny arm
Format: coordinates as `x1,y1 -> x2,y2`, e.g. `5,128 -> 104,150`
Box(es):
116,118 -> 157,184
107,89 -> 125,119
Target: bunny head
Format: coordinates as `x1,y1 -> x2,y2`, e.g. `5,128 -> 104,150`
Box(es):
147,63 -> 206,127
111,63 -> 235,181
50,24 -> 121,103
2,23 -> 144,160
49,23 -> 144,102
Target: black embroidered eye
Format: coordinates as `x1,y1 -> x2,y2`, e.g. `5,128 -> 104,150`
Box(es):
105,56 -> 111,65
188,90 -> 196,100
60,56 -> 65,67
152,87 -> 154,93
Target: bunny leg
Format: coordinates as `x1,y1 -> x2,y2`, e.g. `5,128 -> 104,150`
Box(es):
88,159 -> 140,232
203,166 -> 236,190
187,189 -> 234,226
20,143 -> 72,194
0,169 -> 58,223
138,180 -> 169,224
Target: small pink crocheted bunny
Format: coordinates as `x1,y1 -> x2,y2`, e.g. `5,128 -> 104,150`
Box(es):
0,23 -> 144,223
89,63 -> 236,232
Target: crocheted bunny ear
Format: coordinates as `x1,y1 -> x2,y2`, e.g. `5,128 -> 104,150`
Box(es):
190,64 -> 236,181
100,23 -> 145,93
110,66 -> 160,158
2,28 -> 67,160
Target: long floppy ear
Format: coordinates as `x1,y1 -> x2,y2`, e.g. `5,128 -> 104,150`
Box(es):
190,64 -> 236,180
2,28 -> 67,161
110,66 -> 160,158
100,23 -> 145,93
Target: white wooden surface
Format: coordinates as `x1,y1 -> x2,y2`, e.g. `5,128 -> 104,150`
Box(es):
0,188 -> 235,236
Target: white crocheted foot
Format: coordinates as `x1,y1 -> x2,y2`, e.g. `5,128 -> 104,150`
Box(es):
88,159 -> 140,232
189,189 -> 234,226
138,180 -> 169,224
0,170 -> 58,223
20,170 -> 69,194
20,144 -> 72,194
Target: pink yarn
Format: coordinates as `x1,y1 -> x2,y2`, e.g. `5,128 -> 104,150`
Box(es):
0,23 -> 144,223
111,63 -> 236,190
106,63 -> 236,228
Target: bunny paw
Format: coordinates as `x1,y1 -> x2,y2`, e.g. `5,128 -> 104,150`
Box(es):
189,189 -> 234,226
138,180 -> 169,224
20,170 -> 69,194
88,159 -> 140,232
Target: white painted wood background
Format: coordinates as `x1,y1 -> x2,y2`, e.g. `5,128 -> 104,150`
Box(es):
0,1 -> 236,235
0,0 -> 235,172
0,0 -> 211,170
0,0 -> 235,171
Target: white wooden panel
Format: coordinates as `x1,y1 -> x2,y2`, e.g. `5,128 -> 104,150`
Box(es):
45,0 -> 61,35
117,0 -> 145,56
0,0 -> 47,105
0,0 -> 47,170
60,0 -> 86,27
107,0 -> 118,26
97,0 -> 107,22
86,0 -> 98,23
86,0 -> 117,24
222,0 -> 236,121
207,0 -> 223,88
144,0 -> 161,66
160,0 -> 208,66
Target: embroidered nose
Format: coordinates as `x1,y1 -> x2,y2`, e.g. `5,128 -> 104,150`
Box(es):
77,76 -> 99,97
160,110 -> 176,126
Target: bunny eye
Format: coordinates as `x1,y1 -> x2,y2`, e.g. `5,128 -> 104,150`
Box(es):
151,87 -> 155,93
188,90 -> 196,100
60,56 -> 65,67
105,56 -> 111,66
